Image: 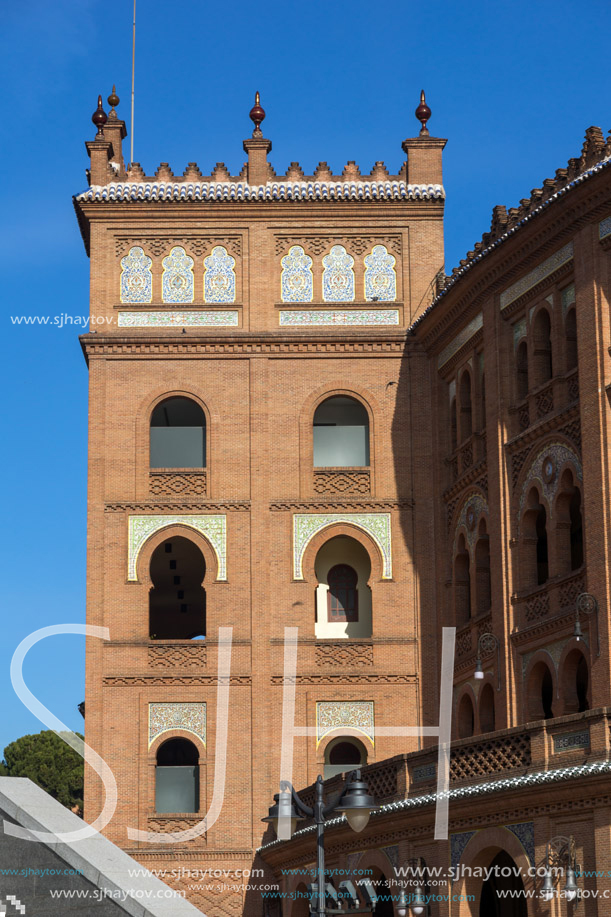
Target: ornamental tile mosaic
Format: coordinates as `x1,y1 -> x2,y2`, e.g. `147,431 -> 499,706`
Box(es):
561,282 -> 575,315
316,701 -> 374,746
149,702 -> 206,747
162,246 -> 194,303
280,245 -> 313,302
120,246 -> 153,303
599,215 -> 611,239
506,822 -> 535,867
454,493 -> 488,553
364,245 -> 396,301
518,443 -> 582,521
322,245 -> 355,302
128,515 -> 227,581
500,242 -> 573,310
118,311 -> 239,327
438,313 -> 483,368
450,831 -> 476,881
279,309 -> 399,326
513,317 -> 527,348
293,513 -> 392,580
204,246 -> 236,303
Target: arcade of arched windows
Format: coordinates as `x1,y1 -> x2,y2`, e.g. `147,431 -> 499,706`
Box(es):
447,352 -> 486,485
509,281 -> 579,436
451,496 -> 492,631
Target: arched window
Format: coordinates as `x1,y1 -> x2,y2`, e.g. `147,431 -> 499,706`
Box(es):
314,536 -> 372,638
149,537 -> 206,640
527,660 -> 554,720
323,737 -> 367,779
313,396 -> 369,467
516,340 -> 529,401
155,738 -> 199,813
475,520 -> 491,616
478,683 -> 496,733
459,371 -> 472,441
327,565 -> 358,622
555,470 -> 584,574
532,309 -> 553,387
522,489 -> 548,587
565,308 -> 578,372
150,397 -> 206,469
457,693 -> 474,738
562,649 -> 589,714
450,397 -> 457,452
454,534 -> 471,626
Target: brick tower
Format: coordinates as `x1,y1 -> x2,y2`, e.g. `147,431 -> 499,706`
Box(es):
74,88 -> 447,914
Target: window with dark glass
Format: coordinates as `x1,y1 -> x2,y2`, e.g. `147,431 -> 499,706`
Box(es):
149,537 -> 206,640
150,397 -> 206,469
327,564 -> 359,622
155,738 -> 199,813
313,396 -> 369,467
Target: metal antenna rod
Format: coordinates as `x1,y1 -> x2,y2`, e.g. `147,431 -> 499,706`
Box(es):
130,0 -> 136,164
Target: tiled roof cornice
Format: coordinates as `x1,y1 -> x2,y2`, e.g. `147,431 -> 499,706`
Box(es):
258,758 -> 611,852
74,180 -> 445,204
410,154 -> 611,332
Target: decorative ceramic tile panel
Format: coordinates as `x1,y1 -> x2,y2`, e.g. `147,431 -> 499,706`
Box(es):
454,493 -> 489,552
500,242 -> 573,310
322,245 -> 355,302
162,246 -> 194,303
599,216 -> 611,239
118,311 -> 238,327
281,245 -> 313,302
450,831 -> 476,880
279,310 -> 399,326
149,702 -> 206,747
316,701 -> 374,746
506,822 -> 535,866
120,246 -> 153,303
438,313 -> 483,368
128,515 -> 227,581
518,443 -> 582,520
561,283 -> 575,315
293,513 -> 392,580
204,246 -> 236,303
364,245 -> 396,301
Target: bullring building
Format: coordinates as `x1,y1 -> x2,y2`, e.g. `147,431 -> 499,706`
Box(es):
74,87 -> 611,915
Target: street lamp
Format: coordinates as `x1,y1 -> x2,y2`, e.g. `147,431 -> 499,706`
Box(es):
573,593 -> 600,656
263,770 -> 378,917
541,835 -> 580,904
473,632 -> 501,690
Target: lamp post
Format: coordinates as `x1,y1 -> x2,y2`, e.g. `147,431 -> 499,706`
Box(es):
473,632 -> 501,691
263,770 -> 378,917
541,835 -> 580,903
574,593 -> 600,656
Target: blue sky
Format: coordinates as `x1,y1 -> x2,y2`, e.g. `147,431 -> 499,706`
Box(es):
0,0 -> 609,754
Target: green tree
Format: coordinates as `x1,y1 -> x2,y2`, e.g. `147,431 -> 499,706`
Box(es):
2,731 -> 84,810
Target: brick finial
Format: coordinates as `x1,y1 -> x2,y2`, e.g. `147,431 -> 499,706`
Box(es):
415,90 -> 431,136
92,95 -> 107,137
243,92 -> 271,185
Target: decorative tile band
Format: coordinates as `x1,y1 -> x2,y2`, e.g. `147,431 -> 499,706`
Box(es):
118,310 -> 239,327
293,513 -> 392,580
599,216 -> 611,239
128,515 -> 227,581
438,313 -> 483,368
316,701 -> 374,746
149,702 -> 206,747
500,242 -> 573,310
553,730 -> 590,753
279,310 -> 399,326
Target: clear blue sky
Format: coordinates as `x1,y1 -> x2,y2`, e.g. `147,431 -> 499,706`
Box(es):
0,0 -> 609,754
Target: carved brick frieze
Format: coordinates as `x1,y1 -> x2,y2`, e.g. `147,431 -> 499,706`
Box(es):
312,469 -> 371,495
103,675 -> 250,686
270,674 -> 414,685
105,501 -> 249,512
149,471 -> 207,497
270,500 -> 411,512
274,235 -> 402,258
315,643 -> 374,667
115,236 -> 242,259
148,644 -> 207,668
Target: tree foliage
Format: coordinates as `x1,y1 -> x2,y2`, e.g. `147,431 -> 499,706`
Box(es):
2,731 -> 84,810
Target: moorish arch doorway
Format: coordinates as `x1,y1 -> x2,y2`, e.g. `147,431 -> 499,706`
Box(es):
454,828 -> 533,917
479,851 -> 527,916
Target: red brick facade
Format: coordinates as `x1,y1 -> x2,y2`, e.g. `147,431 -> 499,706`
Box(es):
75,93 -> 611,915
